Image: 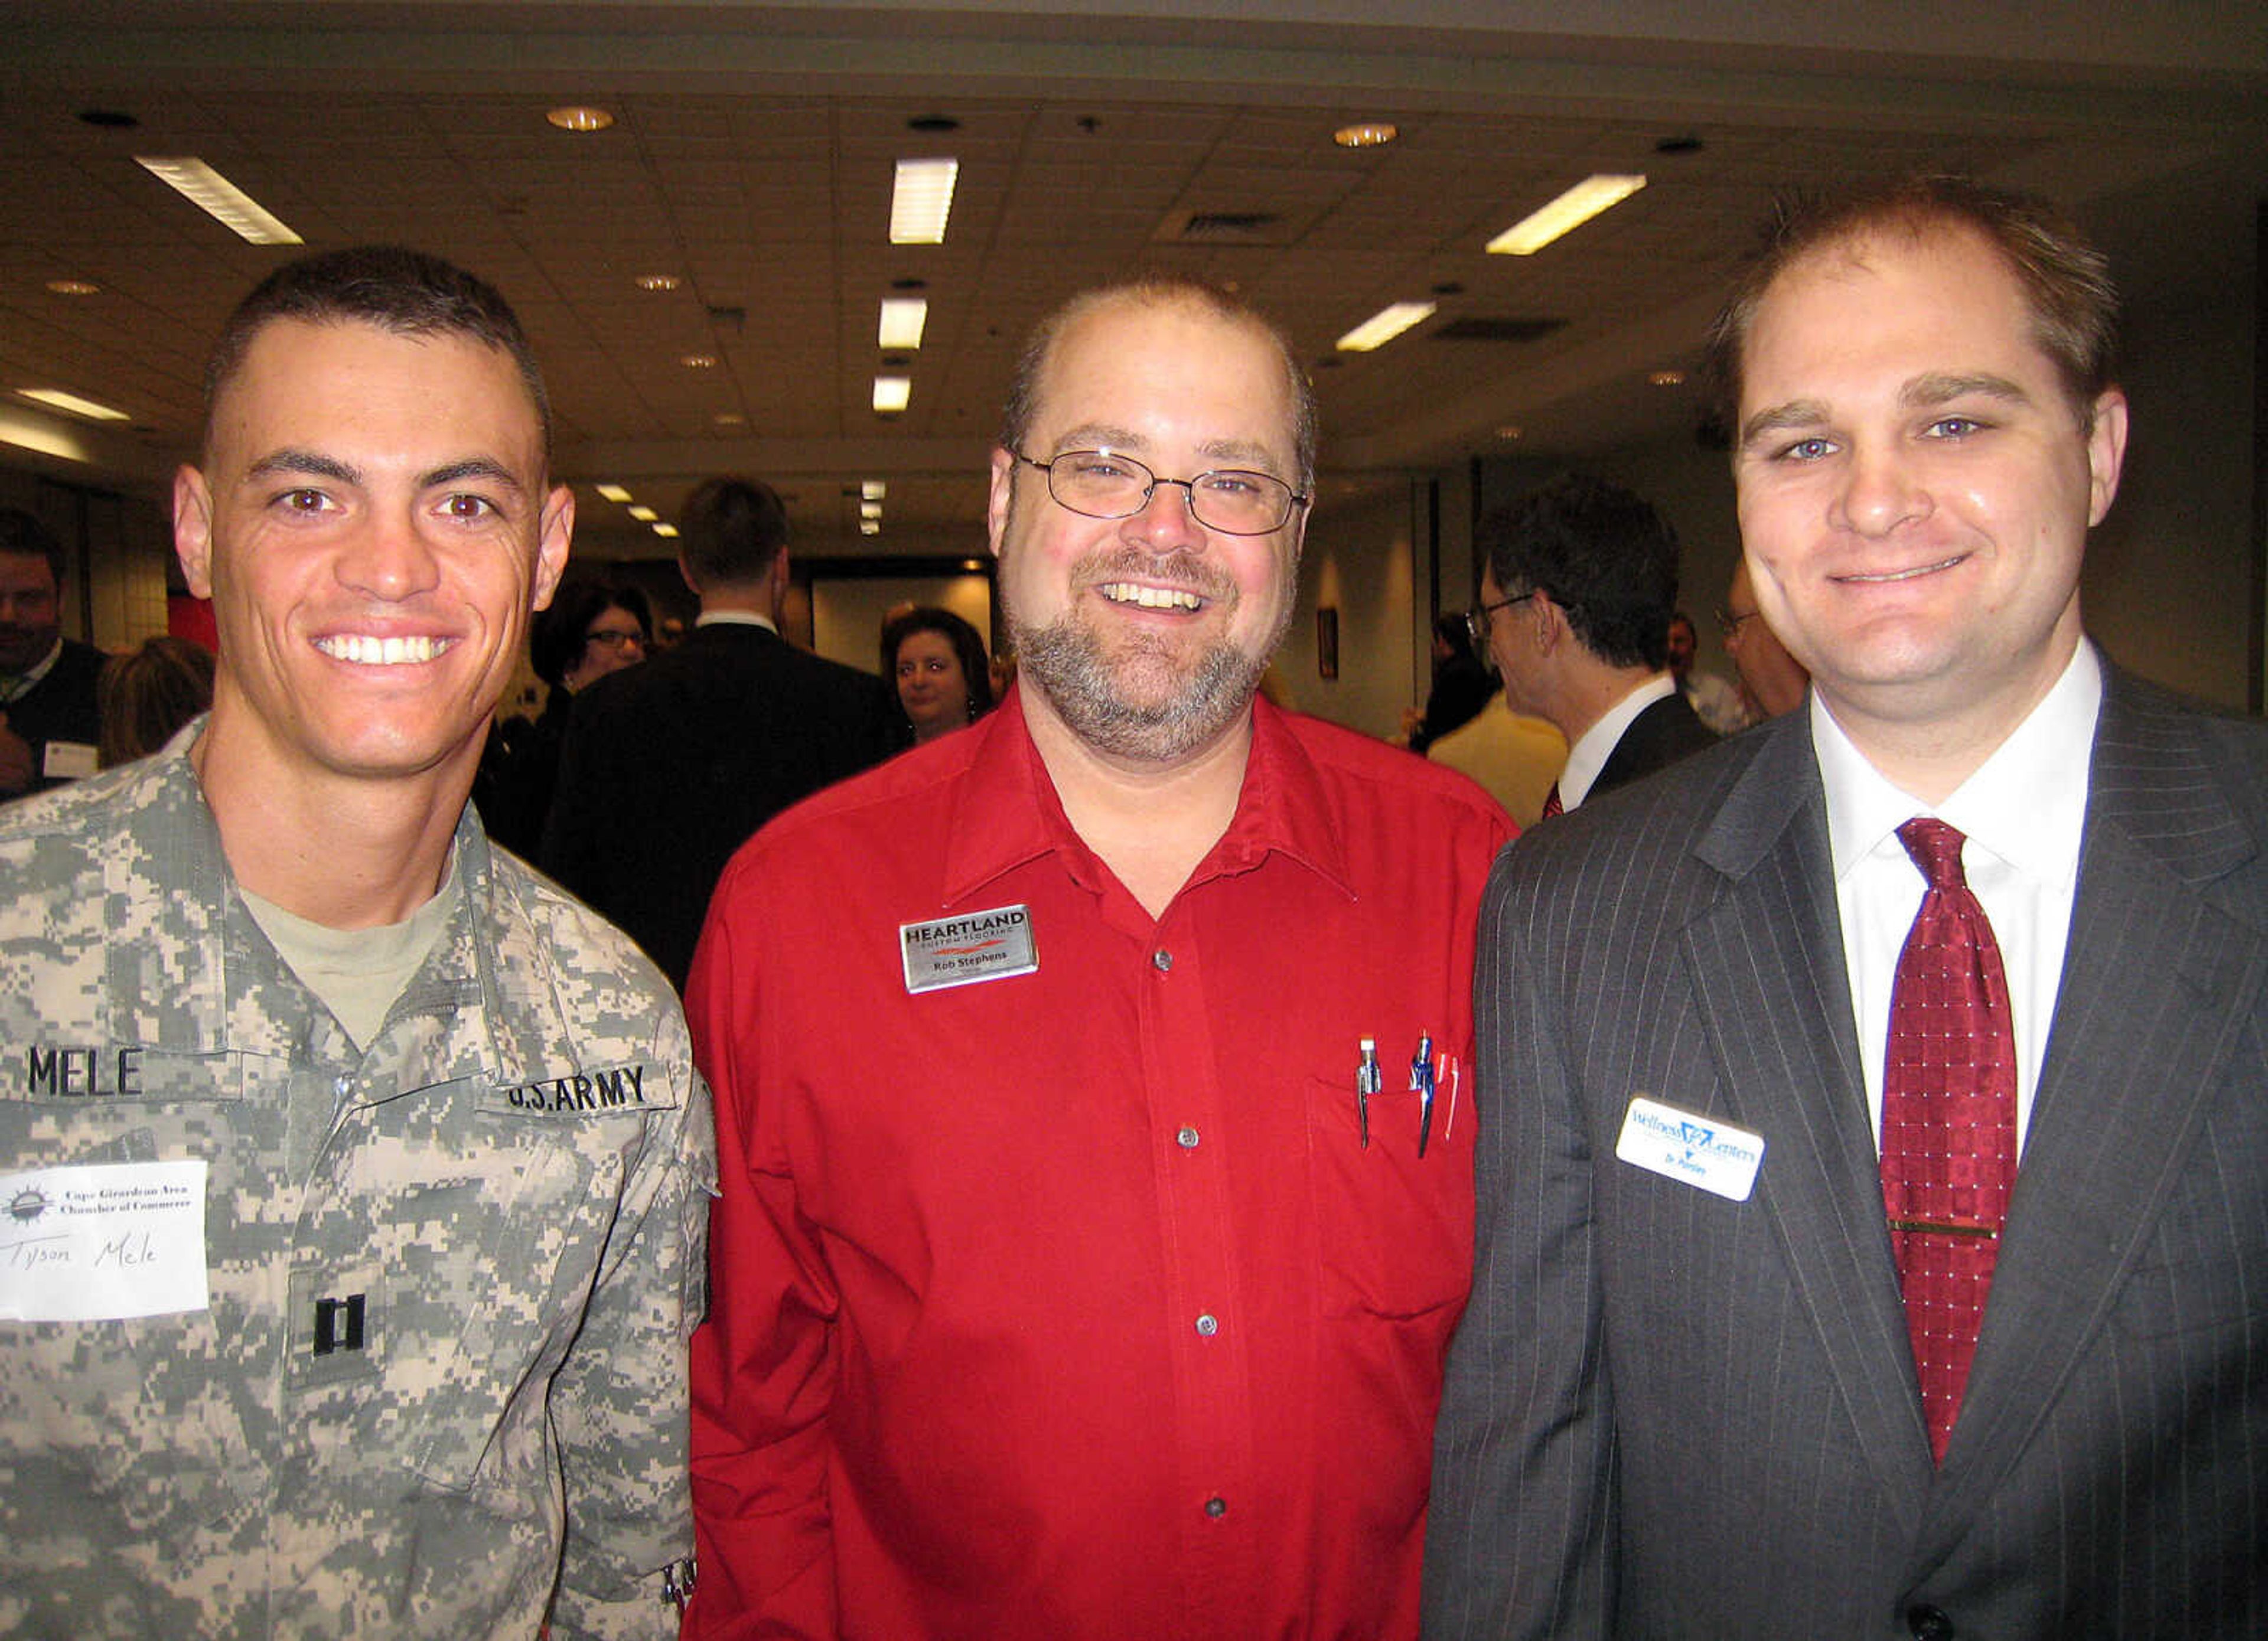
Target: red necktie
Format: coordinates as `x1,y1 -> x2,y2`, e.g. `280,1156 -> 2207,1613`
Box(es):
1540,782 -> 1563,820
1879,817 -> 2017,1464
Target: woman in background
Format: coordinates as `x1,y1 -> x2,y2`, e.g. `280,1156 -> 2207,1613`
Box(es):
881,606 -> 993,748
478,580 -> 650,855
97,635 -> 216,767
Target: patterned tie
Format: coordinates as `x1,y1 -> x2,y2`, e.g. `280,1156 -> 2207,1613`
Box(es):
1540,782 -> 1563,820
1879,817 -> 2018,1464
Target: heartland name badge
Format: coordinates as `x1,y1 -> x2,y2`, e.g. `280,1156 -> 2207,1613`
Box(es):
1615,1095 -> 1765,1202
901,903 -> 1038,994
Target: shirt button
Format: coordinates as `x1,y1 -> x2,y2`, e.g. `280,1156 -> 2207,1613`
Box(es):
1195,1313 -> 1219,1336
1176,1126 -> 1200,1149
1152,948 -> 1172,973
1203,1496 -> 1227,1519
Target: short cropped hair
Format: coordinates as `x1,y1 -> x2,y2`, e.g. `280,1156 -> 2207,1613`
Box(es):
530,580 -> 651,690
1702,174 -> 2119,432
1480,473 -> 1681,672
677,477 -> 791,591
881,605 -> 995,720
202,246 -> 550,461
1000,275 -> 1318,493
0,508 -> 65,586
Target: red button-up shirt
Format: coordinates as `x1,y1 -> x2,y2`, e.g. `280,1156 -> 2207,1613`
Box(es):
686,693 -> 1512,1640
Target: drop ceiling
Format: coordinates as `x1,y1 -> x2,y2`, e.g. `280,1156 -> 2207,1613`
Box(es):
3,1 -> 2263,559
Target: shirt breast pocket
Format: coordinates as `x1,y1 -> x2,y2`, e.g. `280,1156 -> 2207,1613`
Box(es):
1301,1070 -> 1472,1323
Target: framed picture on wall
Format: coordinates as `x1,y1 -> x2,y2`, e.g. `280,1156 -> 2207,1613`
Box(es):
1317,606 -> 1339,680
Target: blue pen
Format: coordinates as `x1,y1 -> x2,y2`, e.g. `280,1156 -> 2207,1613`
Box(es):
1410,1033 -> 1437,1157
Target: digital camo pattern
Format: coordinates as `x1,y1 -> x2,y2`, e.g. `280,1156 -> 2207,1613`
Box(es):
0,735 -> 714,1638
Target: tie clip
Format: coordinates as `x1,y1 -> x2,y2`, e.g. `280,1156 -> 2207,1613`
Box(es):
1887,1217 -> 1998,1239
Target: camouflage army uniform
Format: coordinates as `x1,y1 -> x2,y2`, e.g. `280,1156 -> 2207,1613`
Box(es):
0,733 -> 713,1638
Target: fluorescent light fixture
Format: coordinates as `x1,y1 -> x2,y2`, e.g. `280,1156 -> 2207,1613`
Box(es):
1648,369 -> 1686,388
861,480 -> 887,501
878,297 -> 929,350
0,406 -> 90,463
19,387 -> 129,422
136,156 -> 301,245
1487,174 -> 1646,256
890,158 -> 959,244
859,501 -> 883,521
627,505 -> 658,523
1335,301 -> 1436,353
45,279 -> 101,296
634,273 -> 681,292
680,354 -> 717,370
1334,122 -> 1398,149
859,520 -> 882,536
653,523 -> 679,539
873,375 -> 912,413
595,483 -> 634,503
546,106 -> 615,133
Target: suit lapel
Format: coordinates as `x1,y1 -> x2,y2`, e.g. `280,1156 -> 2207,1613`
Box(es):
1682,716 -> 1937,1528
1910,672 -> 2267,1553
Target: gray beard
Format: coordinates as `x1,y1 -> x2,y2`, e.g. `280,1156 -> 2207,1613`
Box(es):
1010,601 -> 1273,764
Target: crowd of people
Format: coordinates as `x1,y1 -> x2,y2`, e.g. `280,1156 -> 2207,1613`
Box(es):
2,171 -> 2262,1641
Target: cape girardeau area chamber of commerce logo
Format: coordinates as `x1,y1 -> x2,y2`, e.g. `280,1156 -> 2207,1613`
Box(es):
9,1186 -> 48,1223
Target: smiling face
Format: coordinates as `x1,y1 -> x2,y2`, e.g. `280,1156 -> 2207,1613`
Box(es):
174,317 -> 571,796
895,626 -> 970,739
1732,223 -> 2124,751
0,551 -> 61,674
987,291 -> 1305,764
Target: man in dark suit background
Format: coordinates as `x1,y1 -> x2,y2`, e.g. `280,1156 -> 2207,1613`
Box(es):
1425,176 -> 2267,1638
0,508 -> 104,799
541,475 -> 896,987
1468,472 -> 1714,817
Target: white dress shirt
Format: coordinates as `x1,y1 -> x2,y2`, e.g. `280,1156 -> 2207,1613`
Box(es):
1817,641 -> 2101,1153
1558,672 -> 1677,811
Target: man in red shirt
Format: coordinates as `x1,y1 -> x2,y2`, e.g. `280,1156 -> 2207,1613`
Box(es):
686,276 -> 1512,1639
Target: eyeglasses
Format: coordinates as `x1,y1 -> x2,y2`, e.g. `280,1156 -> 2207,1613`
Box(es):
585,627 -> 645,651
1012,448 -> 1309,536
1716,607 -> 1761,643
1465,590 -> 1537,650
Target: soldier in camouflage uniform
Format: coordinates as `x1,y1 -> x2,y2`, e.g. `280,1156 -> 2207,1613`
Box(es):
0,247 -> 711,1637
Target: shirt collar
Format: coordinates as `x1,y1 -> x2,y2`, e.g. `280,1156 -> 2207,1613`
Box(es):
0,634 -> 64,702
1817,640 -> 2101,886
1560,672 -> 1677,810
940,685 -> 1354,910
695,610 -> 778,634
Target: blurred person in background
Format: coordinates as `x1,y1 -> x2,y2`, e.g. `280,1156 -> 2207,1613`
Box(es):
96,634 -> 215,768
882,603 -> 995,747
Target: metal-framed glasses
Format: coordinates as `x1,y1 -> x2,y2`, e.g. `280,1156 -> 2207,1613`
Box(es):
584,626 -> 645,651
1716,606 -> 1761,642
1012,449 -> 1309,536
1465,589 -> 1537,650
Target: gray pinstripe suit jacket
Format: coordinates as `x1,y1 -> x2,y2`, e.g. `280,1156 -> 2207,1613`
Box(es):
1424,661 -> 2268,1639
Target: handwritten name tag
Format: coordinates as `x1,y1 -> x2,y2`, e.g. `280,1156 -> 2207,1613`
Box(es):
0,1159 -> 209,1320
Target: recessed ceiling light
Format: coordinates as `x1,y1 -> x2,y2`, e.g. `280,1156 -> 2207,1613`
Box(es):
653,523 -> 680,539
714,412 -> 745,427
1495,425 -> 1524,441
878,297 -> 928,351
19,387 -> 130,421
135,156 -> 301,244
680,354 -> 717,370
1648,369 -> 1686,387
873,375 -> 912,413
634,273 -> 681,292
546,106 -> 614,132
1333,122 -> 1399,149
1336,301 -> 1436,353
595,483 -> 633,503
1487,174 -> 1647,256
860,520 -> 882,536
45,279 -> 101,296
859,501 -> 883,521
861,480 -> 887,501
627,504 -> 658,522
891,159 -> 959,245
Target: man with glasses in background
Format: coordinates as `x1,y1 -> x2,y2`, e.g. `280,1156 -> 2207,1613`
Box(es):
685,276 -> 1511,1639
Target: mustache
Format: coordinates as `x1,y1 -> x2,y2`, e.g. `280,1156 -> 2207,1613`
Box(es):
1071,547 -> 1238,603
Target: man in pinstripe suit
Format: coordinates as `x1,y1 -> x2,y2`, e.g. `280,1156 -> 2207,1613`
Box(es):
1424,175 -> 2267,1639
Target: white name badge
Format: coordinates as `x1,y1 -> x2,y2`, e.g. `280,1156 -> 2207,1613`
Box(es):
42,740 -> 98,781
0,1159 -> 210,1321
1615,1096 -> 1764,1202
